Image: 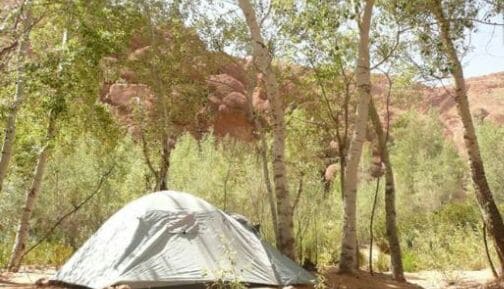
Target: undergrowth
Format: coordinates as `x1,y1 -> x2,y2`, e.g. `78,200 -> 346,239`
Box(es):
1,112 -> 503,273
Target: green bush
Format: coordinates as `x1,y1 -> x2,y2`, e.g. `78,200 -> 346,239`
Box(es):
401,250 -> 419,272
0,107 -> 499,272
478,122 -> 504,202
391,110 -> 466,211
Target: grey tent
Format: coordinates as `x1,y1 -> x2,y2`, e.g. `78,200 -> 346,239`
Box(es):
52,191 -> 315,289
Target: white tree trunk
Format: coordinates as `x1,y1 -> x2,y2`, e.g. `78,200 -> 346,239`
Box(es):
8,115 -> 56,272
432,1 -> 504,272
244,51 -> 279,245
238,0 -> 296,259
339,0 -> 374,273
0,19 -> 31,195
8,28 -> 66,272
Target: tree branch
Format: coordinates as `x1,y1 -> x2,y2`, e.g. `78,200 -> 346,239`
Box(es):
140,131 -> 158,179
20,164 -> 116,260
292,172 -> 304,211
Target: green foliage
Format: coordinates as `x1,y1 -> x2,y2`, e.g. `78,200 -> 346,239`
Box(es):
393,201 -> 487,271
401,250 -> 419,272
170,131 -> 341,265
314,272 -> 328,289
388,0 -> 482,80
0,112 -> 497,272
169,133 -> 263,215
0,134 -> 146,267
206,279 -> 246,289
478,121 -> 504,202
285,109 -> 326,175
407,218 -> 487,271
375,251 -> 389,272
2,0 -> 504,276
391,110 -> 466,211
0,240 -> 72,267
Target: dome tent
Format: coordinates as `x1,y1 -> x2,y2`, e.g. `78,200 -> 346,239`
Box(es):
52,191 -> 315,289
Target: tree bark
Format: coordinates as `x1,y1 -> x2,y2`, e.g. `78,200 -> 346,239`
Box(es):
143,1 -> 172,192
432,0 -> 504,272
339,0 -> 374,273
369,99 -> 405,281
483,223 -> 499,278
8,27 -> 66,272
0,16 -> 30,195
155,133 -> 173,191
238,0 -> 296,260
369,177 -> 380,275
259,124 -> 280,245
8,113 -> 57,272
241,42 -> 279,244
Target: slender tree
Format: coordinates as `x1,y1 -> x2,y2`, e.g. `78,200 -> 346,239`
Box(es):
339,0 -> 375,273
391,0 -> 504,272
8,110 -> 58,271
245,60 -> 280,245
129,1 -> 211,191
429,0 -> 504,271
237,0 -> 296,259
0,1 -> 32,195
6,0 -> 143,270
8,29 -> 68,271
369,98 -> 405,280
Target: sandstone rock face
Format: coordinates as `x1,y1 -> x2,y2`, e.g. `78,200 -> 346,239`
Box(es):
101,50 -> 504,196
321,72 -> 504,183
99,24 -> 261,141
102,56 -> 260,141
102,83 -> 154,135
206,62 -> 256,141
99,26 -> 504,155
421,72 -> 504,155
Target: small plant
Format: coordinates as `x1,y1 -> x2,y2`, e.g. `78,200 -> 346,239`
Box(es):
205,235 -> 247,289
206,276 -> 246,289
401,250 -> 418,272
314,272 -> 328,289
375,252 -> 389,272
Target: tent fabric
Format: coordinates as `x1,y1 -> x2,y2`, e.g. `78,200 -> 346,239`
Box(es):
52,191 -> 315,289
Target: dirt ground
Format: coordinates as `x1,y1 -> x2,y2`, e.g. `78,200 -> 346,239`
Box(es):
0,266 -> 499,289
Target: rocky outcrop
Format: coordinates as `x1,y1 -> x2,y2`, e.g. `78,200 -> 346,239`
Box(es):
421,72 -> 504,155
100,28 -> 303,141
206,61 -> 256,141
98,26 -> 504,158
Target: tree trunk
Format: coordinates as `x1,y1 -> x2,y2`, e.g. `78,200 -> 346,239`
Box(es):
0,22 -> 30,195
7,114 -> 57,272
339,0 -> 374,273
238,0 -> 296,260
244,44 -> 279,245
259,125 -> 280,245
369,177 -> 380,275
432,0 -> 504,272
155,133 -> 173,191
369,99 -> 405,281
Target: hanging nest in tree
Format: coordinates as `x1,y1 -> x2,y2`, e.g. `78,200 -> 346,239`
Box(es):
370,145 -> 384,178
370,163 -> 385,178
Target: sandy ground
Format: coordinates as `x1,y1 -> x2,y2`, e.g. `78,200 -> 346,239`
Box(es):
0,266 -> 498,289
0,266 -> 57,289
405,270 -> 495,289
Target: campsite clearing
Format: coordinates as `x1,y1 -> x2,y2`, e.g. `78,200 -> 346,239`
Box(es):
0,267 -> 497,289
